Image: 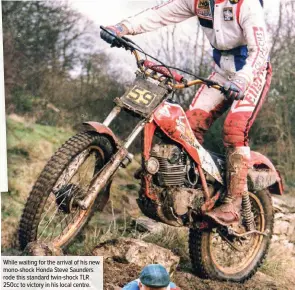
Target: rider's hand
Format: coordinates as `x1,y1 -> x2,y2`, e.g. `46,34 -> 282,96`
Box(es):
107,24 -> 129,37
223,77 -> 248,101
100,24 -> 129,47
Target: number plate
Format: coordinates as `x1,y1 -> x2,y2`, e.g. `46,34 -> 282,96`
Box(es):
119,77 -> 167,117
126,86 -> 156,107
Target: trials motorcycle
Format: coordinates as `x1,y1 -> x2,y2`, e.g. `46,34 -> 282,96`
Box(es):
19,27 -> 284,282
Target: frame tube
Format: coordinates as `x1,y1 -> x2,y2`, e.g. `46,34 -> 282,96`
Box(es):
103,106 -> 122,127
124,120 -> 146,149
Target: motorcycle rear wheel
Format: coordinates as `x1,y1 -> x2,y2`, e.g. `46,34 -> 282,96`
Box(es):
19,131 -> 115,250
189,190 -> 274,282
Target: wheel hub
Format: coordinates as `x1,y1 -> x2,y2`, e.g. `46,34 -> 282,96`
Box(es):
55,184 -> 85,214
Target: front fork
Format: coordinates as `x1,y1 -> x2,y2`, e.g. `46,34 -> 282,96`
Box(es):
77,106 -> 146,210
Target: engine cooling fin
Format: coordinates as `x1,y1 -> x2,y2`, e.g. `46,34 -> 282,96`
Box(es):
151,143 -> 187,187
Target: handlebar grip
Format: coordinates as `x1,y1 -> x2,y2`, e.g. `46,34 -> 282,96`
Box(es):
100,29 -> 122,48
143,60 -> 184,83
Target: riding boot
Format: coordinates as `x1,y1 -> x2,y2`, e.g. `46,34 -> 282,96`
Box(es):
205,146 -> 250,226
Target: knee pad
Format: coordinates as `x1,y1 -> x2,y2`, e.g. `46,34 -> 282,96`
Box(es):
223,113 -> 251,147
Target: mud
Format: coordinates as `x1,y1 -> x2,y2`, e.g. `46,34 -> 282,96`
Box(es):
104,260 -> 141,290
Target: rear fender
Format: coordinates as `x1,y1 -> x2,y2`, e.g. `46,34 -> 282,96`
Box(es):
83,122 -> 121,148
250,151 -> 284,195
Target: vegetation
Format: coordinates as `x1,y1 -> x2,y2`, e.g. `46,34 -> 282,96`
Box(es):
2,118 -> 294,288
2,117 -> 140,250
1,0 -> 294,288
2,0 -> 294,183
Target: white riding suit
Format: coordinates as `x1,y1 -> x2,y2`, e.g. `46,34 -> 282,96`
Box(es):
120,0 -> 271,223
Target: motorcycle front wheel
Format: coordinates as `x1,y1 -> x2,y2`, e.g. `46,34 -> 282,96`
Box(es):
19,131 -> 115,250
189,190 -> 274,282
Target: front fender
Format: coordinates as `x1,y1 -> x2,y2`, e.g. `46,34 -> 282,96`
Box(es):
83,122 -> 121,148
250,151 -> 284,195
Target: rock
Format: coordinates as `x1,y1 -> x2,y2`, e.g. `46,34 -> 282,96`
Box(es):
273,211 -> 295,242
283,213 -> 295,223
272,196 -> 288,208
274,212 -> 285,219
273,204 -> 285,213
273,221 -> 290,235
273,196 -> 295,241
92,238 -> 180,273
24,242 -> 63,256
273,196 -> 295,213
132,217 -> 164,234
271,235 -> 280,242
250,272 -> 280,288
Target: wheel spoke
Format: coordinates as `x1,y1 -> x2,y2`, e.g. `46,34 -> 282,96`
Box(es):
209,192 -> 266,273
36,147 -> 105,245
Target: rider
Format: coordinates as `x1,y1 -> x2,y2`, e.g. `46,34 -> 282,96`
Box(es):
122,264 -> 179,290
102,0 -> 271,226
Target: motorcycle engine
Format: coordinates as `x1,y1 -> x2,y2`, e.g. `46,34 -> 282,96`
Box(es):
146,143 -> 204,221
151,143 -> 187,187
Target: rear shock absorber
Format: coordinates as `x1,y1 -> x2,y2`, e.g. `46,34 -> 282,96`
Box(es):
242,192 -> 255,231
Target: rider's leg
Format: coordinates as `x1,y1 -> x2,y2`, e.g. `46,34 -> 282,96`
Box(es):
186,72 -> 230,144
206,64 -> 272,226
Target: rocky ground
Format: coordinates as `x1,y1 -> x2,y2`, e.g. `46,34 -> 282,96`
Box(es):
15,194 -> 295,290
99,194 -> 295,290
103,260 -> 289,290
2,117 -> 295,289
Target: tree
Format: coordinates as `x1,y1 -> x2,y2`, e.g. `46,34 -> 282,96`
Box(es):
251,2 -> 295,185
2,1 -> 94,110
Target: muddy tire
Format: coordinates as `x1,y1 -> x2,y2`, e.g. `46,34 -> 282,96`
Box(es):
189,190 -> 274,282
19,131 -> 115,250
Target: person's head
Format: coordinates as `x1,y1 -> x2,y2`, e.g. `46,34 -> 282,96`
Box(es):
138,264 -> 170,290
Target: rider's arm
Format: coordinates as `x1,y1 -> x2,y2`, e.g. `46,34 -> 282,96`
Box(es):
234,0 -> 269,86
121,0 -> 195,35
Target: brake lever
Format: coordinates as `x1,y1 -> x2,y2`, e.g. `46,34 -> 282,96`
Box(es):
203,79 -> 219,88
202,78 -> 225,93
122,36 -> 136,45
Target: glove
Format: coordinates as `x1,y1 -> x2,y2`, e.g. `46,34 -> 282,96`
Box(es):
100,24 -> 129,47
107,24 -> 129,37
223,77 -> 248,101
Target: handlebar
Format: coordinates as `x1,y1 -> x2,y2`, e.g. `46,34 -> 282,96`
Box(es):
143,60 -> 184,83
143,69 -> 222,90
100,26 -> 223,92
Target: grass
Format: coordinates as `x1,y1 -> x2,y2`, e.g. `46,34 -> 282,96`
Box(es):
2,116 -> 295,289
6,117 -> 71,146
2,117 -> 74,248
261,241 -> 295,285
6,117 -> 73,193
2,116 -> 141,250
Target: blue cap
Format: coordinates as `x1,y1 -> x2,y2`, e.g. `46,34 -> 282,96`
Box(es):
139,264 -> 170,288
